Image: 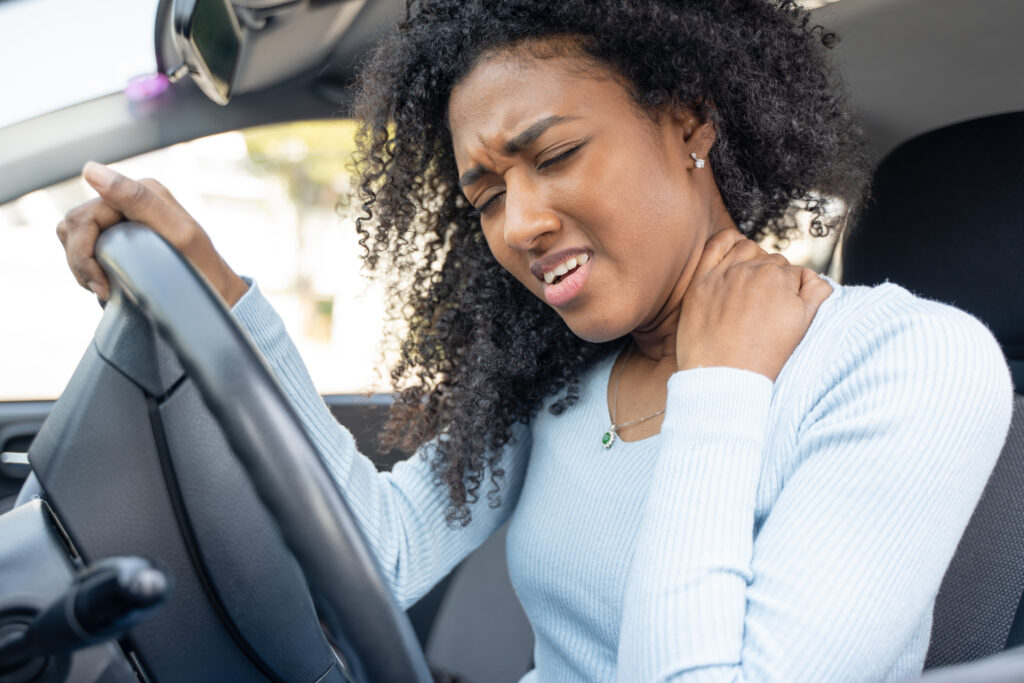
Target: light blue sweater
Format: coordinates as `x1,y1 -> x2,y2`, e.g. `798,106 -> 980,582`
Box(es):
232,277 -> 1013,682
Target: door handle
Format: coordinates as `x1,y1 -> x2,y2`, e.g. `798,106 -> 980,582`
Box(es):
0,450 -> 30,478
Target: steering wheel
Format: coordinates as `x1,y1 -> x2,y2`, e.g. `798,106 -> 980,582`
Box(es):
71,222 -> 432,682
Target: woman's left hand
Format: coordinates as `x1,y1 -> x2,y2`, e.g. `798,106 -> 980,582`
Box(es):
676,229 -> 833,381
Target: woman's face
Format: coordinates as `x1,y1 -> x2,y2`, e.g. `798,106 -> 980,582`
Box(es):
448,46 -> 719,343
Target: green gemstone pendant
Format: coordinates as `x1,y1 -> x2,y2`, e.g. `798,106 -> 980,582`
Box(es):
602,428 -> 616,449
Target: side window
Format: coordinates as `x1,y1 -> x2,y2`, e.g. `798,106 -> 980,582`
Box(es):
761,205 -> 844,278
0,121 -> 390,401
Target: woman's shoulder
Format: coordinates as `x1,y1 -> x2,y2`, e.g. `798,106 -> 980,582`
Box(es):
780,278 -> 1015,495
810,276 -> 1002,358
796,276 -> 1012,413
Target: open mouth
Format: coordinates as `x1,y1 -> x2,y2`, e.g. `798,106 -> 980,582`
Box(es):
539,253 -> 593,307
543,252 -> 590,285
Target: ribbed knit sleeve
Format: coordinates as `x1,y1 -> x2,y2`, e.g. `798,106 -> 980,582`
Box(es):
617,304 -> 1014,682
230,280 -> 530,608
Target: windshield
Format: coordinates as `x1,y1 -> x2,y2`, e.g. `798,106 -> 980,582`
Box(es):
0,0 -> 158,129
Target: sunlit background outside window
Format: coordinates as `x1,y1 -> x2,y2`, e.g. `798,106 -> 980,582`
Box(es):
0,122 -> 392,399
0,0 -> 156,130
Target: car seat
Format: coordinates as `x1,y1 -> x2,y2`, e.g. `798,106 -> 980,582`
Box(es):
841,111 -> 1024,668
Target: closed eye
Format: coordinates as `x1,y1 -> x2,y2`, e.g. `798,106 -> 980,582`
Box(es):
467,191 -> 505,219
466,141 -> 586,219
537,142 -> 584,171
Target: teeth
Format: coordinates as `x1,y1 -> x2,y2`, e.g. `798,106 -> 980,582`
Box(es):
542,252 -> 590,285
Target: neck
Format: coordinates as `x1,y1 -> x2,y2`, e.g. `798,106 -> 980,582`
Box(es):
630,209 -> 740,367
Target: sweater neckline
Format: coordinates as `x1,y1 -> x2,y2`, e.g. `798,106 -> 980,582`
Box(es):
595,348 -> 662,448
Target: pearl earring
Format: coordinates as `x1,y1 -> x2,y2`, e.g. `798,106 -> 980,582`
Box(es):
690,152 -> 706,169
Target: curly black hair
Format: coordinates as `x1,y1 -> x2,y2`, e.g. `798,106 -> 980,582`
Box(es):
351,0 -> 871,526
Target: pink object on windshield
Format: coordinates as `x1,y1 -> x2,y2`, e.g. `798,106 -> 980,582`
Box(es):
125,74 -> 170,101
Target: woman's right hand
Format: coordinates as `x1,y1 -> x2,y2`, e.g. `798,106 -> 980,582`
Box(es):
675,229 -> 832,382
56,161 -> 249,306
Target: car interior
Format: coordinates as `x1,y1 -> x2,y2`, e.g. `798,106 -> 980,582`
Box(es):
0,0 -> 1021,681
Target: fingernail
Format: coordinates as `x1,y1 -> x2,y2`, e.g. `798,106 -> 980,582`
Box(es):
83,161 -> 117,191
87,281 -> 105,298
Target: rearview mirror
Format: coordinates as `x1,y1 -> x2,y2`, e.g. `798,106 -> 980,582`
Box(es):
162,0 -> 368,106
171,0 -> 243,105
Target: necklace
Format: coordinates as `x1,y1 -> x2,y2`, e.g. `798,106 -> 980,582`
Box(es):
601,344 -> 666,449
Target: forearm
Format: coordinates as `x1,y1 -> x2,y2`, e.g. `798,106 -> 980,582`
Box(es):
230,280 -> 529,606
617,368 -> 772,681
230,280 -> 361,483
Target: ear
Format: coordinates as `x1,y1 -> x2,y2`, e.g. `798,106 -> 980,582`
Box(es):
664,102 -> 717,157
692,117 -> 717,157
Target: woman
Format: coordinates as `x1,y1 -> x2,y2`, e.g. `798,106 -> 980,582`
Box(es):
57,0 -> 1013,680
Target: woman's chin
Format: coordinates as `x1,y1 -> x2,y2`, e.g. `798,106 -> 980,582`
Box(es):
558,314 -> 632,345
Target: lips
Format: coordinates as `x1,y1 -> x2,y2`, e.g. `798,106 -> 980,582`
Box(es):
527,248 -> 594,307
542,252 -> 590,284
538,255 -> 592,307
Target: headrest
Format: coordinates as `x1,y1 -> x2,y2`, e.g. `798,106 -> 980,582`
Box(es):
842,111 -> 1024,392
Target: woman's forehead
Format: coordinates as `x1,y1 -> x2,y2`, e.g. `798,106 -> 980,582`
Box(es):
447,50 -> 628,153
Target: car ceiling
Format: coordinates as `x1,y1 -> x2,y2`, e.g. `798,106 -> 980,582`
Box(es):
312,0 -> 1024,163
2,0 -> 1022,204
816,0 -> 1024,159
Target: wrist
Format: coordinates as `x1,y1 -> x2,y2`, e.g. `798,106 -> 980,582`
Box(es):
220,270 -> 250,307
679,352 -> 774,385
207,258 -> 248,307
678,359 -> 778,382
665,367 -> 774,440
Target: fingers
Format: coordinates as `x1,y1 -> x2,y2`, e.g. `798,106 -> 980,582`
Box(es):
83,162 -> 161,226
60,218 -> 106,297
678,229 -> 833,380
717,237 -> 771,271
82,164 -> 181,238
694,229 -> 795,279
55,198 -> 123,247
69,162 -> 246,306
59,163 -> 185,301
692,229 -> 747,278
56,197 -> 125,299
799,266 -> 834,312
83,163 -> 205,255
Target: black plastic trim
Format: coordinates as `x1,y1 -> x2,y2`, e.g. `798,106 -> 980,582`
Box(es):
41,501 -> 81,563
155,374 -> 188,405
145,393 -> 282,682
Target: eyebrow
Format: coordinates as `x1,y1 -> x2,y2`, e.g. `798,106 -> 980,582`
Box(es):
458,115 -> 580,189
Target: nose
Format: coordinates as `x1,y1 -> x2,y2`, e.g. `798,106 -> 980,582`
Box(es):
502,181 -> 560,252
